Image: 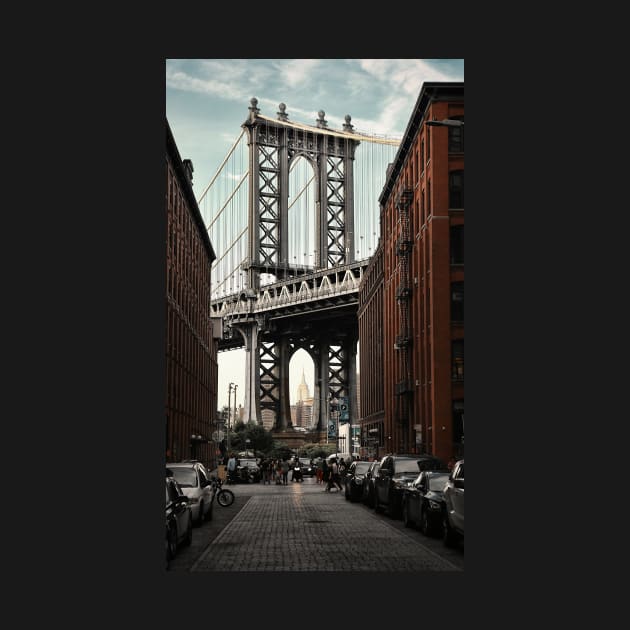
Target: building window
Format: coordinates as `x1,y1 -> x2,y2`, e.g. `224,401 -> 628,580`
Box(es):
449,170 -> 464,208
451,281 -> 464,322
448,116 -> 464,152
421,138 -> 425,171
450,225 -> 464,264
452,399 -> 464,453
452,340 -> 464,380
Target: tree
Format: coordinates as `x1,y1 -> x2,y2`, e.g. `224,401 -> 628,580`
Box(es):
230,421 -> 275,456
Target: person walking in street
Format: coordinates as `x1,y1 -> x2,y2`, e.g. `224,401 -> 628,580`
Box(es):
261,458 -> 271,484
227,453 -> 237,484
281,458 -> 289,485
325,457 -> 343,492
316,460 -> 324,484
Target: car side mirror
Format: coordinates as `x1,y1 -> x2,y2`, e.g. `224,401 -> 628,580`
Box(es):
453,479 -> 464,489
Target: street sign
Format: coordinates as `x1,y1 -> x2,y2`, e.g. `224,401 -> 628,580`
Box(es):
327,421 -> 337,438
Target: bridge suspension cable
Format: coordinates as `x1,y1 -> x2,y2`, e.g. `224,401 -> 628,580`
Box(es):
200,113 -> 400,301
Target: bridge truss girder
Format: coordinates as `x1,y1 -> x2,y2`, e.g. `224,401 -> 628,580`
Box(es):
242,109 -> 359,290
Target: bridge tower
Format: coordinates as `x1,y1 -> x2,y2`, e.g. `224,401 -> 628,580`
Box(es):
236,98 -> 361,434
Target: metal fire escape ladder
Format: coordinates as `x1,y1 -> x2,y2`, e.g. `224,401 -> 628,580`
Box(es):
395,188 -> 414,449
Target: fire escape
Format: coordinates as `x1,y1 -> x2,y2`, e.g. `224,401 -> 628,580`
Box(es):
394,188 -> 414,452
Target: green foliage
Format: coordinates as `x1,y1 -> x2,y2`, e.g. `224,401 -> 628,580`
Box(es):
302,443 -> 336,459
228,421 -> 275,456
269,442 -> 294,460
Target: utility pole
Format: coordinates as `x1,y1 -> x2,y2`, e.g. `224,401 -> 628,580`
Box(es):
228,382 -> 234,456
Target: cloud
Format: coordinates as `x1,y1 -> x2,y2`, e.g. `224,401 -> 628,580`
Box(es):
278,59 -> 321,87
166,69 -> 245,101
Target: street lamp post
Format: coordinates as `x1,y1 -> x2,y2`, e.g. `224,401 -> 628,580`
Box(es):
228,382 -> 235,456
233,384 -> 238,435
425,119 -> 464,127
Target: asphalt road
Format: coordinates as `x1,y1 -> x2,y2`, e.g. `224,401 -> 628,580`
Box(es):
167,475 -> 464,572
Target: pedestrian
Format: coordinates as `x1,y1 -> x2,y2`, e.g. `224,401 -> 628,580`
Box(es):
281,458 -> 289,485
226,453 -> 237,484
316,460 -> 324,484
326,457 -> 343,492
261,458 -> 271,484
275,459 -> 283,485
321,458 -> 329,486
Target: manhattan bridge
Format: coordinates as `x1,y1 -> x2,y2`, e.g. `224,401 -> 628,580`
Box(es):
199,98 -> 400,436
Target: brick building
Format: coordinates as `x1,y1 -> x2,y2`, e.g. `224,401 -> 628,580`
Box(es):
357,242 -> 385,460
166,120 -> 218,470
364,82 -> 464,463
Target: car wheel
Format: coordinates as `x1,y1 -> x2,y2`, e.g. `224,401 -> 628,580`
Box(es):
402,501 -> 411,528
196,501 -> 204,526
442,509 -> 457,547
183,515 -> 193,546
344,484 -> 350,500
206,498 -> 214,521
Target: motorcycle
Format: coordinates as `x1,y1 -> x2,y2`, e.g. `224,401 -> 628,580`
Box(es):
292,464 -> 303,482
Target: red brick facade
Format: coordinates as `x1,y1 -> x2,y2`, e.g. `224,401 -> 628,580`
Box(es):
357,242 -> 385,460
166,121 -> 218,469
365,83 -> 464,463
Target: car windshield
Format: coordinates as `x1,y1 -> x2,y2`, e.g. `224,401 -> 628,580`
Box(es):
169,468 -> 198,487
299,459 -> 310,465
355,462 -> 371,474
240,459 -> 257,467
428,473 -> 450,491
395,459 -> 424,473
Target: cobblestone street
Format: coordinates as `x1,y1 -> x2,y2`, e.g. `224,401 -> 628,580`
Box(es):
168,477 -> 463,572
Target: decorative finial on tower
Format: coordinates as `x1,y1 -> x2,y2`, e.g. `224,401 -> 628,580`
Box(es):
343,114 -> 354,132
249,97 -> 260,119
316,110 -> 328,128
277,102 -> 289,121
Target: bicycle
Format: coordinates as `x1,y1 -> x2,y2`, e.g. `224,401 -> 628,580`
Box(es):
210,476 -> 235,507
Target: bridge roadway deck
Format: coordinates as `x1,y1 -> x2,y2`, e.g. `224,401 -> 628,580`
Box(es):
181,476 -> 463,573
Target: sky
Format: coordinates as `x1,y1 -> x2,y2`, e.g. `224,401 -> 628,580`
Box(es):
165,59 -> 464,409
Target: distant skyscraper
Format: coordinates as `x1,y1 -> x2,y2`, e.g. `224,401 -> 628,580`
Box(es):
294,371 -> 313,428
297,369 -> 310,402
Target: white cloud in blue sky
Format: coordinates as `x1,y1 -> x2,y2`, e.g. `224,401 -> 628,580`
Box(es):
165,58 -> 464,409
166,58 -> 464,191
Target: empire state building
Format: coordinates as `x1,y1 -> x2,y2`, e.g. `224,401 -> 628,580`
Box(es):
291,370 -> 313,429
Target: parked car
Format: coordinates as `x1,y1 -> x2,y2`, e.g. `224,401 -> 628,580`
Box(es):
166,461 -> 215,525
344,460 -> 373,502
374,454 -> 445,518
237,457 -> 261,483
442,459 -> 464,547
166,475 -> 193,568
401,470 -> 450,536
362,460 -> 381,507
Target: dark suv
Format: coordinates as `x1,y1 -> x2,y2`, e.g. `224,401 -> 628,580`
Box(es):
442,459 -> 464,546
374,454 -> 445,518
